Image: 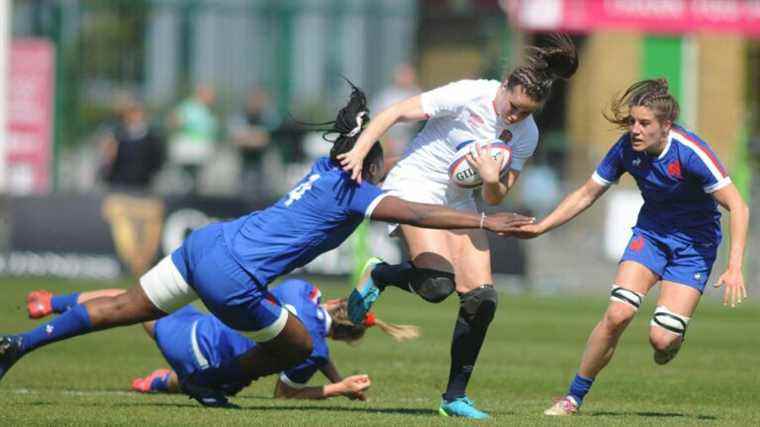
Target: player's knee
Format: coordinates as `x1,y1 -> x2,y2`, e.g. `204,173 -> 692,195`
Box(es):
410,268 -> 456,303
458,285 -> 498,329
602,304 -> 636,334
649,328 -> 681,352
650,305 -> 689,340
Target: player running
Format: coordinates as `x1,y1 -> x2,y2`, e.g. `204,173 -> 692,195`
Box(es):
337,34 -> 578,419
26,279 -> 418,406
512,79 -> 749,415
0,83 -> 533,400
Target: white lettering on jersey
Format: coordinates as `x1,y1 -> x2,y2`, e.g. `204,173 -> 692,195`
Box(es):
285,174 -> 320,207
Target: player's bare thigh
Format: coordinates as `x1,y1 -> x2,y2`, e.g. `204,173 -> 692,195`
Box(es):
614,261 -> 660,295
400,225 -> 492,293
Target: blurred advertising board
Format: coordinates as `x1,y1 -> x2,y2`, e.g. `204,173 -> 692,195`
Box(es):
7,39 -> 55,195
509,0 -> 760,36
1,193 -> 251,280
0,193 -> 526,280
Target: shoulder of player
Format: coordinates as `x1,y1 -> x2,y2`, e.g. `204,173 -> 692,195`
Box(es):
668,126 -> 718,164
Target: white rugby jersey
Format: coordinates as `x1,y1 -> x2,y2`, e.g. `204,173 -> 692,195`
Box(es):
394,79 -> 539,186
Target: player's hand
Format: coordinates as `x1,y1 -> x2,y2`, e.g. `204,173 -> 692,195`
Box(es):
466,142 -> 505,185
341,374 -> 371,401
508,223 -> 546,239
484,212 -> 535,234
713,267 -> 747,308
336,149 -> 367,183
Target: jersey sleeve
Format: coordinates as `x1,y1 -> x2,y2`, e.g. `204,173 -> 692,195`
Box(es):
509,119 -> 539,171
344,180 -> 389,218
592,137 -> 627,186
420,80 -> 481,119
682,143 -> 731,193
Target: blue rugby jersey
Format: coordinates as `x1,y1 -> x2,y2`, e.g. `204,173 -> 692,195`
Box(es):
222,156 -> 387,286
592,125 -> 731,244
183,279 -> 330,392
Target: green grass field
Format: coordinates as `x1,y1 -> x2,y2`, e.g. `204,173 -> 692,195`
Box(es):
1,276 -> 758,426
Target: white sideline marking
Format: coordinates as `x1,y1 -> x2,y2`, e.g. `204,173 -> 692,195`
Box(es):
10,388 -> 140,397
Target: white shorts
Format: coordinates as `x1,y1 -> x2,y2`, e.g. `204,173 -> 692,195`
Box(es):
382,161 -> 478,236
139,255 -> 199,313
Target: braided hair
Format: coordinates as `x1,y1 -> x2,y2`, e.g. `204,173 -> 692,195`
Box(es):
604,78 -> 680,130
305,79 -> 383,180
505,33 -> 579,102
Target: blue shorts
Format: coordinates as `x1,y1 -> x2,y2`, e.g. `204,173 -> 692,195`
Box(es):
621,228 -> 718,293
154,305 -> 207,380
154,305 -> 252,395
170,222 -> 285,338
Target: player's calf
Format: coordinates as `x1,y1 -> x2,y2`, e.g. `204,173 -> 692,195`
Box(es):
649,305 -> 689,365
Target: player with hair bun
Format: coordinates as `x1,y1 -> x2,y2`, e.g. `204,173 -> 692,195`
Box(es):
513,78 -> 749,415
339,34 -> 579,419
0,83 -> 533,404
25,279 -> 418,405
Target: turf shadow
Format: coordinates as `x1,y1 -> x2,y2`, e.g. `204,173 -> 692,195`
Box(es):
589,411 -> 717,420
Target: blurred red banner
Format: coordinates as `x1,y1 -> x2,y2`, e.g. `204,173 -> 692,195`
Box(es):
7,38 -> 55,195
509,0 -> 760,36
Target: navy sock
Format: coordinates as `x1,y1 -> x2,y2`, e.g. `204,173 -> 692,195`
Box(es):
19,304 -> 92,354
371,262 -> 415,293
51,292 -> 80,313
568,373 -> 594,405
150,372 -> 171,392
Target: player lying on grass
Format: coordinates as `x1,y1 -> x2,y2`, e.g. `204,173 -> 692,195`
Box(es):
0,82 -> 533,404
512,79 -> 749,416
26,279 -> 418,405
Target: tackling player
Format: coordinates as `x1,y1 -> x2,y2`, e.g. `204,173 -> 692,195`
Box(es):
0,83 -> 533,398
513,79 -> 749,415
25,279 -> 418,406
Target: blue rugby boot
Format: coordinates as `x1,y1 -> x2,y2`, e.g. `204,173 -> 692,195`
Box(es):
439,396 -> 490,420
0,335 -> 24,382
347,257 -> 384,325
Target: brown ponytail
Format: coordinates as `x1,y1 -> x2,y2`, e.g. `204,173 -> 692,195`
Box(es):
505,33 -> 579,102
328,300 -> 420,344
604,78 -> 680,130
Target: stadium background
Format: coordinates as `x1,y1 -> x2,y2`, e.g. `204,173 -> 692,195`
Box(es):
0,1 -> 759,424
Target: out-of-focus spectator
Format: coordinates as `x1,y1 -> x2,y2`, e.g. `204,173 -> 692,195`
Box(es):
371,63 -> 421,158
168,84 -> 218,193
228,87 -> 281,200
99,97 -> 165,192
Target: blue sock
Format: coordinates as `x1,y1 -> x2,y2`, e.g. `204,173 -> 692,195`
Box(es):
51,292 -> 80,313
568,373 -> 594,405
150,372 -> 171,392
19,304 -> 92,354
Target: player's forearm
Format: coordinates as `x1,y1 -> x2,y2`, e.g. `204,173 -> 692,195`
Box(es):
402,203 -> 482,229
539,185 -> 599,233
276,384 -> 345,400
726,200 -> 750,270
353,107 -> 402,157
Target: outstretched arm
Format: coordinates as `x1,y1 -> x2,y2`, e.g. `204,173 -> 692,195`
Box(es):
370,196 -> 535,234
273,374 -> 371,400
711,183 -> 749,307
319,360 -> 342,384
337,96 -> 427,182
513,177 -> 609,238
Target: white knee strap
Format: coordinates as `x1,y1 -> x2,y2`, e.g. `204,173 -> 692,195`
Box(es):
650,305 -> 690,337
610,285 -> 644,311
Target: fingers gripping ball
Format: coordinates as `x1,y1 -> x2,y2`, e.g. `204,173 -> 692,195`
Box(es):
448,140 -> 512,188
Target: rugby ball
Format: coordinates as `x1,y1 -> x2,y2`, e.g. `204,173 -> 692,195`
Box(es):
448,140 -> 512,188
